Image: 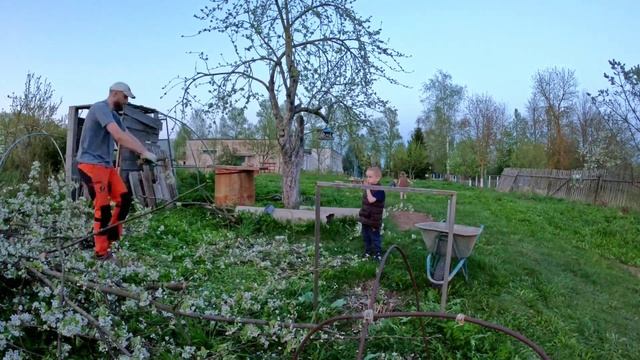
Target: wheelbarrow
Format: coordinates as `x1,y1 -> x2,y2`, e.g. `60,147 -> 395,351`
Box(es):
414,222 -> 484,286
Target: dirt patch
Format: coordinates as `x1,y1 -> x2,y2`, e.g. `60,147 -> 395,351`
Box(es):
390,211 -> 432,231
623,264 -> 640,278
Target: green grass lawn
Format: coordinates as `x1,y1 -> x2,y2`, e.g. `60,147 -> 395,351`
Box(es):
128,171 -> 640,359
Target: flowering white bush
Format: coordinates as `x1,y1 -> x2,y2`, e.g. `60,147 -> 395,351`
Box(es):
0,163 -> 368,358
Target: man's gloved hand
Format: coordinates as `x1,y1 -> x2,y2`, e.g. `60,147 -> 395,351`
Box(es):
140,151 -> 157,164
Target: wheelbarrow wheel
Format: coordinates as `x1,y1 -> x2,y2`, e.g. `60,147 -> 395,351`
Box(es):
428,256 -> 446,289
434,256 -> 446,282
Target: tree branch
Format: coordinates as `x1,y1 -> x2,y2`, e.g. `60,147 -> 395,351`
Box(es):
27,266 -> 132,357
36,266 -> 317,330
294,106 -> 327,123
290,2 -> 346,25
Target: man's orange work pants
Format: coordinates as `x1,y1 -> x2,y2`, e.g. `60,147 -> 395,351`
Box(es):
77,163 -> 132,256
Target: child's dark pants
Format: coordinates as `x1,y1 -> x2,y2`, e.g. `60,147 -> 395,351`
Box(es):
362,225 -> 382,256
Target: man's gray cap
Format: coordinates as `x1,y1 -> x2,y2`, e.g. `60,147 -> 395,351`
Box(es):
109,82 -> 135,99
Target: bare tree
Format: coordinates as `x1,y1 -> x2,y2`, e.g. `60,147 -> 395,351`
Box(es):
532,67 -> 578,169
463,94 -> 506,180
526,93 -> 545,144
8,72 -> 62,123
174,0 -> 406,208
1,73 -> 65,187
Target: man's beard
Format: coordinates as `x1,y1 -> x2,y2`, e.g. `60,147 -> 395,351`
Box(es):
113,101 -> 124,112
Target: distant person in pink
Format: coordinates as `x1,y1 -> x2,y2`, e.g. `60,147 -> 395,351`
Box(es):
397,171 -> 410,200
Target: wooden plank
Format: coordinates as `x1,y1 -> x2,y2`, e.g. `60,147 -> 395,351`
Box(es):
141,165 -> 156,208
548,178 -> 570,196
153,183 -> 164,203
154,165 -> 171,202
153,166 -> 165,201
65,106 -> 79,183
497,173 -> 516,192
159,159 -> 177,199
123,106 -> 163,130
128,172 -> 145,206
164,166 -> 178,199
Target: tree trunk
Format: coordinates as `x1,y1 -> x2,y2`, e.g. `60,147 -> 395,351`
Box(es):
445,134 -> 451,176
280,115 -> 305,209
281,150 -> 303,208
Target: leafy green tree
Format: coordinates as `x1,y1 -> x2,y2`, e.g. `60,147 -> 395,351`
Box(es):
378,107 -> 403,174
493,126 -> 516,175
172,108 -> 214,164
330,105 -> 365,159
178,0 -> 406,208
342,141 -> 367,177
250,99 -> 280,167
450,139 -> 479,176
188,108 -> 214,139
406,127 -> 429,178
366,118 -> 384,167
389,143 -> 408,177
512,108 -> 529,146
418,70 -> 465,175
218,107 -> 254,139
511,142 -> 547,169
216,144 -> 244,166
172,124 -> 190,161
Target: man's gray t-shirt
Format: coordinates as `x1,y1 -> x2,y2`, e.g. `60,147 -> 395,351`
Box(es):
76,100 -> 125,166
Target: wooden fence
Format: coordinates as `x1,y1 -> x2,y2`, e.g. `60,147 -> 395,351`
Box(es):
497,167 -> 640,209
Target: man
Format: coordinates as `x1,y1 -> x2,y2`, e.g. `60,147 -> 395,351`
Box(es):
76,82 -> 156,260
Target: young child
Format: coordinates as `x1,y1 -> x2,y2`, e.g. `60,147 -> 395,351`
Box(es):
358,166 -> 386,260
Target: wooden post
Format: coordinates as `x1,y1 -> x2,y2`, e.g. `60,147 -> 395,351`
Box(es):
141,164 -> 156,207
65,106 -> 79,184
440,194 -> 457,312
593,175 -> 602,204
313,185 -> 321,310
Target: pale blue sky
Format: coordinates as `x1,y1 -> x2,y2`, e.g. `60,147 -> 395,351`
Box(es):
1,0 -> 638,140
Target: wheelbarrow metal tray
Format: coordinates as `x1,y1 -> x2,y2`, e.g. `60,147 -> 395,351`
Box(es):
415,222 -> 482,258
